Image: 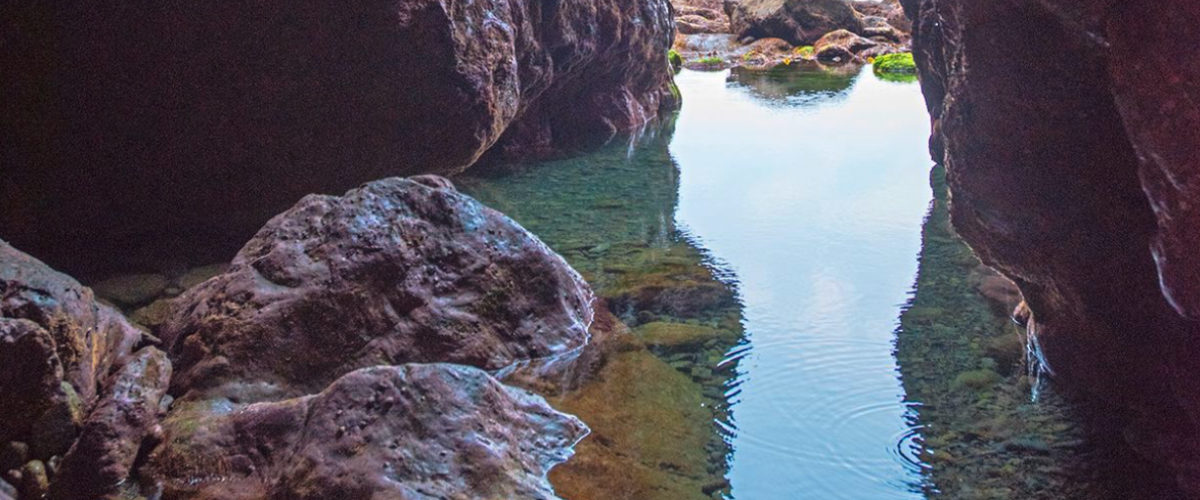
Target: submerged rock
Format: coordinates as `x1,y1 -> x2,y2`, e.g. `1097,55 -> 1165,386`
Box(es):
146,364 -> 587,500
162,176 -> 594,399
90,273 -> 170,308
726,0 -> 864,46
1,0 -> 679,278
905,0 -> 1200,490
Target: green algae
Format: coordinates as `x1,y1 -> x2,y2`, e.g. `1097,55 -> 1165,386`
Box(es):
895,165 -> 1145,499
669,49 -> 683,71
459,120 -> 743,500
873,52 -> 917,74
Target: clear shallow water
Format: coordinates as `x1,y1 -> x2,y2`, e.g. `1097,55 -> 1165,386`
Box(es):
460,64 -> 1178,500
670,67 -> 932,499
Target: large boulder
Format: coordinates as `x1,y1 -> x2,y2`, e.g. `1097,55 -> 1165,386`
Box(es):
905,0 -> 1200,491
726,0 -> 864,46
145,364 -> 588,500
0,0 -> 679,278
161,176 -> 594,401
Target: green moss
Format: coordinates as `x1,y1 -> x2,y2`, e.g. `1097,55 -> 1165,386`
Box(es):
635,321 -> 728,351
952,369 -> 1003,391
668,49 -> 683,71
696,56 -> 724,66
794,45 -> 814,58
872,52 -> 917,74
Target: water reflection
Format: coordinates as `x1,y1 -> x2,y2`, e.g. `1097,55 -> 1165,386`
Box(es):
671,67 -> 932,499
461,117 -> 744,500
461,64 -> 1162,500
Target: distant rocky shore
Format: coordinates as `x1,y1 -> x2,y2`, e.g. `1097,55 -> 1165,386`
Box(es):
672,0 -> 912,70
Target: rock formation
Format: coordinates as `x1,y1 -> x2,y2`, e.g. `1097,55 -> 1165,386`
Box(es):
1,174 -> 597,499
146,364 -> 586,500
726,0 -> 864,46
161,176 -> 594,401
0,0 -> 679,278
0,240 -> 171,500
904,0 -> 1200,492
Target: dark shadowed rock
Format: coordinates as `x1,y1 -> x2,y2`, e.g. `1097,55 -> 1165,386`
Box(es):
162,176 -> 594,400
726,0 -> 864,46
906,0 -> 1200,491
146,364 -> 587,500
0,0 -> 678,278
0,240 -> 145,455
48,347 -> 172,500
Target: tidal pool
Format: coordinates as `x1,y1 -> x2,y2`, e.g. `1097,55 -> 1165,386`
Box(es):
460,64 -> 1179,500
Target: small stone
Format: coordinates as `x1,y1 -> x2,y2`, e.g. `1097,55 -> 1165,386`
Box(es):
130,298 -> 177,331
0,477 -> 16,500
176,264 -> 229,291
90,273 -> 170,307
30,382 -> 84,459
952,369 -> 1003,392
20,460 -> 48,499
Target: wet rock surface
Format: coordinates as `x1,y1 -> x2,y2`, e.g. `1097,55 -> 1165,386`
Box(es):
1,0 -> 679,278
162,176 -> 594,400
0,241 -> 144,445
3,176 -> 599,499
1,240 -> 171,499
905,0 -> 1200,492
146,364 -> 586,500
47,347 -> 172,500
159,175 -> 590,400
726,0 -> 864,46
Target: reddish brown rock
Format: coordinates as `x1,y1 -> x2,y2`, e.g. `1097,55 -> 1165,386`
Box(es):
813,29 -> 877,63
48,347 -> 172,500
852,0 -> 910,33
0,240 -> 145,456
162,176 -> 594,400
0,0 -> 679,278
146,364 -> 587,500
906,0 -> 1200,491
726,0 -> 864,46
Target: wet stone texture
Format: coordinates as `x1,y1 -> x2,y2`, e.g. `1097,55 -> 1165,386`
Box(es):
0,240 -> 171,500
895,167 -> 1183,500
146,364 -> 586,500
161,176 -> 594,401
903,0 -> 1200,492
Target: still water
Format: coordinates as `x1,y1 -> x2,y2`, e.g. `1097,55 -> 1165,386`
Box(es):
671,67 -> 931,498
462,64 -> 933,499
461,64 -> 1170,500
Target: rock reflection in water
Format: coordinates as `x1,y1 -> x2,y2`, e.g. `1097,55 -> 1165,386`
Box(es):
895,166 -> 1185,500
459,119 -> 745,500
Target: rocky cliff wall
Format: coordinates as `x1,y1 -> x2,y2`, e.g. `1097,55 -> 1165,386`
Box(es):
0,0 -> 678,277
904,0 -> 1200,493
